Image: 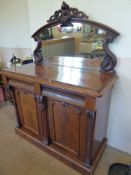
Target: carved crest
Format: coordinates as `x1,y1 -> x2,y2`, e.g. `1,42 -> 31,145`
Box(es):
47,1 -> 88,25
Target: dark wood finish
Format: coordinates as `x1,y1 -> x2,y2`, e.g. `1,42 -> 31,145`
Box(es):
15,90 -> 39,135
1,56 -> 118,175
48,99 -> 81,157
36,95 -> 49,145
47,1 -> 88,24
32,1 -> 120,73
0,71 -> 6,101
2,57 -> 118,97
7,80 -> 49,143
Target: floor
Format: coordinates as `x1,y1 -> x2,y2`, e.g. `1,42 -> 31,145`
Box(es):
0,102 -> 131,175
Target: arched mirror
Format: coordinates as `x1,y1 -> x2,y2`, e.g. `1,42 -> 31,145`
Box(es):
32,1 -> 119,73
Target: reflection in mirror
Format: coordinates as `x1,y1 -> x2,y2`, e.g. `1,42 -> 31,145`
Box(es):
32,1 -> 119,72
39,23 -> 106,61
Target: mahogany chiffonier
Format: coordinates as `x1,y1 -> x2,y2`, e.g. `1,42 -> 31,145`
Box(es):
1,2 -> 119,175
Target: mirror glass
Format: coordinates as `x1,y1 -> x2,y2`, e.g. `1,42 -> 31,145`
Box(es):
39,22 -> 106,62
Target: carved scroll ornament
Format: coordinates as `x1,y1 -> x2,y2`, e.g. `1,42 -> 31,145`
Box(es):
32,1 -> 120,73
47,1 -> 88,25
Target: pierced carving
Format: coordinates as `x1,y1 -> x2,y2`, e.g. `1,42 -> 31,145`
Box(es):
33,41 -> 43,64
32,1 -> 120,73
47,1 -> 88,25
100,32 -> 118,72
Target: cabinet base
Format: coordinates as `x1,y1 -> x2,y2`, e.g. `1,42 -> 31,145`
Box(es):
15,128 -> 107,175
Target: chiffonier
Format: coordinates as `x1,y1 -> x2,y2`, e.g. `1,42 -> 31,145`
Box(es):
2,2 -> 119,175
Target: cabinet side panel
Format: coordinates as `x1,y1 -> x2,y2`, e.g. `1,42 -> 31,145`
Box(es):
93,88 -> 112,159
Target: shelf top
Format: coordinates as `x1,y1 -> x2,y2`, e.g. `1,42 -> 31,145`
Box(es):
2,56 -> 118,97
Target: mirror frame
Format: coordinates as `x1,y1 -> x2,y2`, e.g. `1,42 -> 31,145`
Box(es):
32,1 -> 120,73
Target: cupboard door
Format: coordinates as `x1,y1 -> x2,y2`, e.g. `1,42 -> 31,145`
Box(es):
48,99 -> 82,157
15,89 -> 40,137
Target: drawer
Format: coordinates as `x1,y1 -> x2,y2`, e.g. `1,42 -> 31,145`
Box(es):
9,79 -> 34,93
42,87 -> 85,107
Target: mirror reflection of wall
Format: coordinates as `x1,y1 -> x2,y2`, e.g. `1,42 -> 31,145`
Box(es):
39,22 -> 106,60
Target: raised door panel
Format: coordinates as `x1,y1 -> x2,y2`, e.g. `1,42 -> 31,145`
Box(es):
15,90 -> 39,136
48,99 -> 82,157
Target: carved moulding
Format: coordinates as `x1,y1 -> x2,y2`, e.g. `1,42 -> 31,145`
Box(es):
32,1 -> 120,73
47,1 -> 88,25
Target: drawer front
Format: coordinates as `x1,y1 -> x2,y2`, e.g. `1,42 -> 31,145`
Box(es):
9,80 -> 34,93
42,87 -> 85,107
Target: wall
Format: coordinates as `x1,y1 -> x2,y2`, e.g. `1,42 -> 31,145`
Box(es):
0,0 -> 32,66
0,0 -> 31,48
28,0 -> 131,154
